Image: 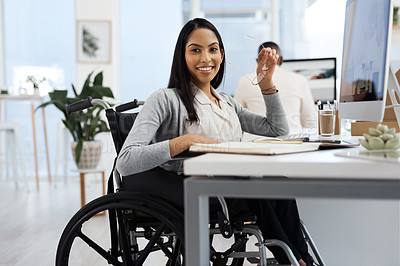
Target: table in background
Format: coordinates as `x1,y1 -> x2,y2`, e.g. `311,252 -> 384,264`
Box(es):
183,144 -> 400,266
72,169 -> 106,208
0,94 -> 51,189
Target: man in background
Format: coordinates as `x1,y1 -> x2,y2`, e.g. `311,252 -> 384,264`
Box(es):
235,41 -> 316,137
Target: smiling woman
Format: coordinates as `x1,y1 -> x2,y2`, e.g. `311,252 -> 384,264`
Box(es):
116,17 -> 314,266
184,28 -> 224,94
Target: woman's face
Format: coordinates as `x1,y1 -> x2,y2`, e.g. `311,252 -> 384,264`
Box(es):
185,28 -> 224,90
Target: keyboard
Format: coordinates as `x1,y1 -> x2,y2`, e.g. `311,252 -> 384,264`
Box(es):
277,133 -> 310,142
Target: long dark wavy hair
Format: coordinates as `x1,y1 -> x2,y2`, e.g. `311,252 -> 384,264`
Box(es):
167,18 -> 226,123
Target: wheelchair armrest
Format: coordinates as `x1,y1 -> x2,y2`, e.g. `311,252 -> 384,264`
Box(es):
113,169 -> 123,191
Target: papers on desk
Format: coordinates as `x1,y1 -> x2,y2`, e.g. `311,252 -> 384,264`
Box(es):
189,141 -> 321,155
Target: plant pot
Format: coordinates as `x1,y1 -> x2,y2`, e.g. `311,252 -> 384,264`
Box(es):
71,140 -> 102,169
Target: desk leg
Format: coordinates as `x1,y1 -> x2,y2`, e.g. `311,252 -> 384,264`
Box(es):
41,108 -> 51,182
101,171 -> 105,195
80,172 -> 86,208
31,103 -> 39,190
185,181 -> 210,266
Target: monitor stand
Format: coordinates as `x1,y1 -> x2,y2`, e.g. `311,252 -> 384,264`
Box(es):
386,62 -> 400,130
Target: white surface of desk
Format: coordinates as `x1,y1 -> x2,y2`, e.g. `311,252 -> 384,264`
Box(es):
183,145 -> 400,266
184,147 -> 400,179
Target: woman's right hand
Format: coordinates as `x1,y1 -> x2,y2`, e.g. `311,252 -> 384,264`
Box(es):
169,134 -> 219,157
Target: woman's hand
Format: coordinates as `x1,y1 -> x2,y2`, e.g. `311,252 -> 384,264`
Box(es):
256,47 -> 279,91
169,134 -> 219,157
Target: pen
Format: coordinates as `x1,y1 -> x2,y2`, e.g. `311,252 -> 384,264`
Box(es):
317,100 -> 322,110
327,100 -> 332,110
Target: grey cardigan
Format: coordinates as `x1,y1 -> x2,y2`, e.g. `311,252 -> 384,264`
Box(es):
116,87 -> 289,176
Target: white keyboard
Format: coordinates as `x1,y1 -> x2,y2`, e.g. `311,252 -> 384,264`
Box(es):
277,133 -> 310,142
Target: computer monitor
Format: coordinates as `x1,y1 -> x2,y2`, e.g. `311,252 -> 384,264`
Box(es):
338,0 -> 393,122
281,57 -> 336,104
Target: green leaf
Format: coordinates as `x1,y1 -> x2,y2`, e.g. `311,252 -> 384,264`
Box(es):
83,71 -> 94,89
91,85 -> 114,98
75,139 -> 84,165
71,84 -> 78,97
36,70 -> 112,146
93,71 -> 103,86
62,119 -> 77,141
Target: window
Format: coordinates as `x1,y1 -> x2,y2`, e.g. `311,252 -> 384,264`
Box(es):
2,0 -> 75,177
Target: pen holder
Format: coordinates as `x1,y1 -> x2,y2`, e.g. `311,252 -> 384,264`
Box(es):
318,109 -> 341,135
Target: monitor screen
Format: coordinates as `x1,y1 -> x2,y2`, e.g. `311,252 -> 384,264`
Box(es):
339,0 -> 392,122
282,57 -> 336,104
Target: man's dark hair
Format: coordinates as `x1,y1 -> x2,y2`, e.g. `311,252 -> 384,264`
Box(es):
258,41 -> 283,65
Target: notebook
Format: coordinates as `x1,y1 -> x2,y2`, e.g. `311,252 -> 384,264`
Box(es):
189,142 -> 321,155
189,140 -> 360,156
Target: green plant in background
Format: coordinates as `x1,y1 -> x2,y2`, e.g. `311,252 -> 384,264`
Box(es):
394,7 -> 399,25
37,71 -> 114,164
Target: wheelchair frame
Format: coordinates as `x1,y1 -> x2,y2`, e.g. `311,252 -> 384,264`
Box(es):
55,97 -> 325,266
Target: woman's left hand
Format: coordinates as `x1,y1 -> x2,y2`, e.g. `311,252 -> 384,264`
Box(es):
256,47 -> 279,90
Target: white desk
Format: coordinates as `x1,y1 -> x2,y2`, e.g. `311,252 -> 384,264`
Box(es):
0,94 -> 51,189
183,146 -> 400,265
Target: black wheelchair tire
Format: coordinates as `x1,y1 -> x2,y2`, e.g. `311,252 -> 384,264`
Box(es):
56,192 -> 184,266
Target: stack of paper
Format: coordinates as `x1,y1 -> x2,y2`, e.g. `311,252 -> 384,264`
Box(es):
189,142 -> 321,155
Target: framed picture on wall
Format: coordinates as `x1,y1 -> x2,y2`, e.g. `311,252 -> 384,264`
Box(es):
77,20 -> 112,63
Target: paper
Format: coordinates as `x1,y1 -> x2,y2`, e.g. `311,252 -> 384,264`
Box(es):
189,141 -> 320,155
251,136 -> 302,144
253,140 -> 303,144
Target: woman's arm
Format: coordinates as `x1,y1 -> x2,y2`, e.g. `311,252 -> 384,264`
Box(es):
228,92 -> 290,137
223,48 -> 289,137
116,89 -> 219,176
169,134 -> 219,157
116,90 -> 173,176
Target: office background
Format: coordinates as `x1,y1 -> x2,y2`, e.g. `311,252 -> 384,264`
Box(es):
0,0 -> 351,179
1,0 -> 400,265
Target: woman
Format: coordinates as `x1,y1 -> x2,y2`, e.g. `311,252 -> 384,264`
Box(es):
117,18 -> 313,265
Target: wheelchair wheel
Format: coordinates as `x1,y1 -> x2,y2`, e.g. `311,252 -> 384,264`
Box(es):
56,192 -> 184,266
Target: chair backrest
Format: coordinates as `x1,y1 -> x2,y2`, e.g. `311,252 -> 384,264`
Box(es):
105,109 -> 138,155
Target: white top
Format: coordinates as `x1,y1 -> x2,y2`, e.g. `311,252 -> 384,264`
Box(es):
234,66 -> 316,134
184,87 -> 242,142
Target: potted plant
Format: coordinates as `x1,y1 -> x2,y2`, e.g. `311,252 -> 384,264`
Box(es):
37,70 -> 114,169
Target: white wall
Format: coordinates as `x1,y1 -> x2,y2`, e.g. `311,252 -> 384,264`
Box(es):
75,0 -> 121,101
120,0 -> 183,102
75,0 -> 121,177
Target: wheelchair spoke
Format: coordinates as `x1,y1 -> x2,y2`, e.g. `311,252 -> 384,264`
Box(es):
168,238 -> 183,266
116,209 -> 134,265
56,193 -> 185,266
136,223 -> 167,265
156,239 -> 174,257
77,230 -> 123,266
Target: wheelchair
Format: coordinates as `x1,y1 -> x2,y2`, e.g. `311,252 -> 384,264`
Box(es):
55,97 -> 325,266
